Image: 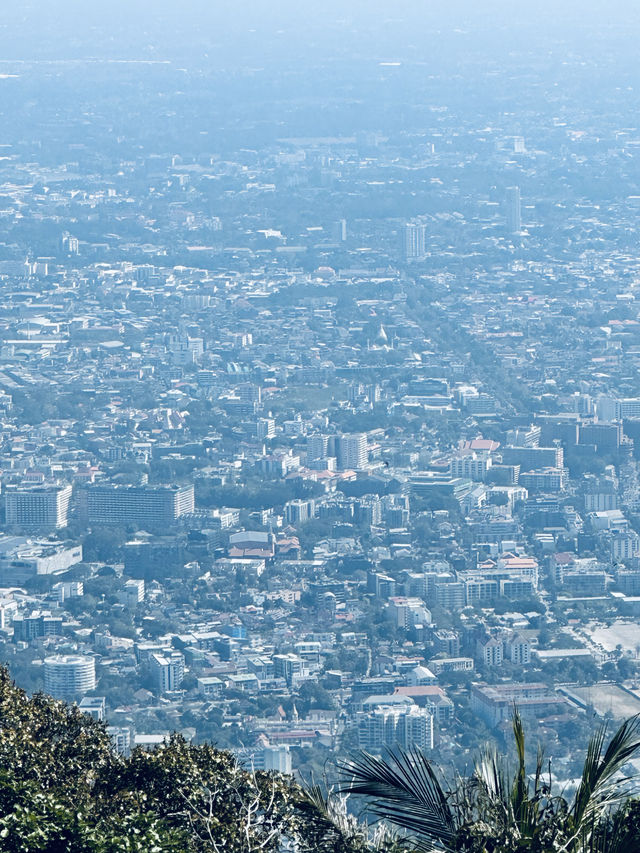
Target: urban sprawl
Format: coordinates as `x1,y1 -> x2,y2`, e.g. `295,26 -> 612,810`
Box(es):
1,13 -> 640,780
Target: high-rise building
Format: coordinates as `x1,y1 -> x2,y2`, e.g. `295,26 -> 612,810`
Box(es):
13,610 -> 63,642
149,650 -> 185,693
336,433 -> 368,470
52,581 -> 84,604
334,218 -> 347,242
368,571 -> 396,599
61,233 -> 79,254
5,484 -> 72,530
263,746 -> 292,773
135,264 -> 155,282
600,396 -> 640,421
354,495 -> 382,526
44,654 -> 96,700
471,682 -> 561,727
307,434 -> 329,461
507,635 -> 531,665
579,422 -> 622,453
235,745 -> 293,774
434,580 -> 466,610
284,499 -> 315,525
449,453 -> 492,481
120,578 -> 145,608
477,636 -> 504,667
506,425 -> 541,448
256,417 -> 276,440
404,221 -> 427,260
506,186 -> 521,234
273,653 -> 305,686
501,446 -> 563,471
434,629 -> 461,657
357,704 -> 434,751
78,484 -> 194,530
123,536 -> 185,580
107,726 -> 132,757
0,540 -> 82,585
79,696 -> 106,721
237,383 -> 261,404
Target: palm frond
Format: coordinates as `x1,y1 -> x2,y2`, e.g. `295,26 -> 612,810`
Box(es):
572,713 -> 640,827
300,782 -> 342,828
337,748 -> 457,850
510,708 -> 533,833
337,714 -> 640,853
298,785 -> 360,837
511,708 -> 526,803
533,744 -> 545,796
297,782 -> 370,853
474,743 -> 509,807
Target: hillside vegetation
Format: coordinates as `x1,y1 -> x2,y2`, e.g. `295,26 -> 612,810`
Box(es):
1,666 -> 640,853
0,666 -> 384,853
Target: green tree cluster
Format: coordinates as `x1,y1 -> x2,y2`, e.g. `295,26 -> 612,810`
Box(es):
4,664 -> 640,853
0,666 -> 387,853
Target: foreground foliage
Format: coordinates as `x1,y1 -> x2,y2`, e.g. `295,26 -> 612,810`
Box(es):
3,665 -> 640,853
339,710 -> 640,853
0,666 -> 390,853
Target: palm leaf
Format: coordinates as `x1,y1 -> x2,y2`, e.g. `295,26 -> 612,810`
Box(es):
533,744 -> 545,797
337,748 -> 457,850
300,783 -> 401,853
474,742 -> 509,805
297,783 -> 363,851
571,713 -> 640,828
473,741 -> 511,831
511,707 -> 527,822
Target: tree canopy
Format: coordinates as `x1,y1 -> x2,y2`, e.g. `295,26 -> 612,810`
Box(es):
3,667 -> 640,853
0,666 -> 380,853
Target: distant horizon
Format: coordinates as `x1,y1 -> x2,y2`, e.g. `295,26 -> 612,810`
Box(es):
1,1 -> 640,65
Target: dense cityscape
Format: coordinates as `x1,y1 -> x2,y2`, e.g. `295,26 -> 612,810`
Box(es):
2,1 -> 640,789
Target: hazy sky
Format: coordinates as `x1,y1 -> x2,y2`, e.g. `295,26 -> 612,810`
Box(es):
1,1 -> 639,64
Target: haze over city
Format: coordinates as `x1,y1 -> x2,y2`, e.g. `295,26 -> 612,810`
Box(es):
2,2 -> 640,849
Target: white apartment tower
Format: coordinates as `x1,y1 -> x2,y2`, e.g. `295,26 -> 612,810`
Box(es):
404,221 -> 427,260
507,186 -> 522,234
44,654 -> 96,700
307,434 -> 329,461
337,433 -> 368,470
150,651 -> 185,693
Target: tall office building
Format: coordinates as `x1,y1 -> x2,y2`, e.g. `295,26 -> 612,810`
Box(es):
506,186 -> 521,234
44,654 -> 96,700
123,536 -> 186,580
5,484 -> 72,529
404,221 -> 427,260
107,726 -> 132,757
78,484 -> 194,530
235,745 -> 292,774
61,233 -> 79,254
336,433 -> 368,470
79,696 -> 106,721
284,499 -> 315,525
